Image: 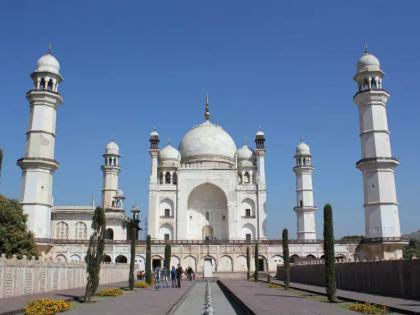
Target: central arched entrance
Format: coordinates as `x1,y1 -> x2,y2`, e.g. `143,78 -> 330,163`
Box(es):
187,183 -> 228,240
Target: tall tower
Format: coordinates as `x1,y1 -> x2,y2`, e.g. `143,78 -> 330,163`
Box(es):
148,129 -> 160,239
353,47 -> 404,259
101,140 -> 127,240
17,50 -> 63,239
293,141 -> 317,241
101,141 -> 122,209
255,129 -> 267,239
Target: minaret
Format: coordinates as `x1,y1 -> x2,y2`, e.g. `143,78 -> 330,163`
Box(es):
101,141 -> 121,209
353,47 -> 403,259
149,130 -> 160,184
255,130 -> 266,189
148,129 -> 160,239
293,141 -> 317,241
255,129 -> 267,239
17,49 -> 63,239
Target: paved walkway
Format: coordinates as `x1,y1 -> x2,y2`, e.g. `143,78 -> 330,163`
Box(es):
0,282 -> 125,315
0,280 -> 193,315
67,281 -> 193,315
270,279 -> 420,314
220,279 -> 355,315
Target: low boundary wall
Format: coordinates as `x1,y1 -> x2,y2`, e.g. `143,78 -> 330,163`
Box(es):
276,260 -> 420,301
0,254 -> 130,299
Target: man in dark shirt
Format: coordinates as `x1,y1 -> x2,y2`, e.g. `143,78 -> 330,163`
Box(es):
176,264 -> 183,288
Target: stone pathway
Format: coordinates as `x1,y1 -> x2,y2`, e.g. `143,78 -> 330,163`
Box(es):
0,282 -> 125,315
220,279 -> 356,315
66,281 -> 193,315
0,280 -> 193,315
172,281 -> 236,315
271,279 -> 420,314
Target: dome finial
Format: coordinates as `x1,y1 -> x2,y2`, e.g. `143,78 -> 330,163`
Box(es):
244,135 -> 247,145
204,93 -> 210,121
364,43 -> 368,54
301,136 -> 304,143
48,43 -> 52,54
168,136 -> 171,145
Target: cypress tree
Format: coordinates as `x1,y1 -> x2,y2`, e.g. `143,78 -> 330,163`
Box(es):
164,243 -> 171,269
282,228 -> 290,289
0,148 -> 3,178
323,204 -> 336,302
254,243 -> 259,282
84,207 -> 106,303
246,246 -> 250,280
145,235 -> 152,285
128,221 -> 136,290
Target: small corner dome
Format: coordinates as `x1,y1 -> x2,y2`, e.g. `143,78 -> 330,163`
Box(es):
105,141 -> 119,155
356,52 -> 380,72
116,189 -> 124,197
179,120 -> 236,162
159,145 -> 180,160
296,142 -> 310,155
35,53 -> 60,75
237,145 -> 255,160
150,130 -> 159,137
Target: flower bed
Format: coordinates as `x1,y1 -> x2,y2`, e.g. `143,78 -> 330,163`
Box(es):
24,298 -> 70,315
96,288 -> 124,297
348,302 -> 389,314
134,281 -> 150,288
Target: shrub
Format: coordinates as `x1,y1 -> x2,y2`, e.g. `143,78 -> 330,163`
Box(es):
96,288 -> 124,297
24,298 -> 70,315
348,302 -> 389,314
134,281 -> 150,288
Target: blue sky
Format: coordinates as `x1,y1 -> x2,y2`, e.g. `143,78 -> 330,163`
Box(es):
1,1 -> 419,239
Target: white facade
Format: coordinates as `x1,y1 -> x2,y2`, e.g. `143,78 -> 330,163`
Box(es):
13,49 -> 407,268
293,141 -> 317,240
148,99 -> 267,241
17,51 -> 63,239
353,49 -> 401,240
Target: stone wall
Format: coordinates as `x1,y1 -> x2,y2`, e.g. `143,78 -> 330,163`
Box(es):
276,259 -> 420,301
0,254 -> 130,299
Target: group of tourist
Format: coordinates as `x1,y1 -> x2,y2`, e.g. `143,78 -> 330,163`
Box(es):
153,264 -> 195,290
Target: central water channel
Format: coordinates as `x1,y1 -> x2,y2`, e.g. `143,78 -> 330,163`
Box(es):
171,280 -> 240,315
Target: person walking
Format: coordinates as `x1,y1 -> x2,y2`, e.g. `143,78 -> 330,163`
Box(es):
154,266 -> 161,290
187,267 -> 193,281
171,266 -> 177,288
161,266 -> 169,288
176,264 -> 183,288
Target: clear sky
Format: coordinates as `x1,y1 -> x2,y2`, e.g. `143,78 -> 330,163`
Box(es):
0,1 -> 419,239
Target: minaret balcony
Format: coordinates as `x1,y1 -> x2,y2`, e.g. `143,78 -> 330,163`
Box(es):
293,206 -> 317,213
17,157 -> 59,171
356,157 -> 399,171
353,89 -> 390,103
26,89 -> 63,104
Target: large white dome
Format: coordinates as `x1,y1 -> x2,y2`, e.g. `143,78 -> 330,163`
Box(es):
179,120 -> 236,162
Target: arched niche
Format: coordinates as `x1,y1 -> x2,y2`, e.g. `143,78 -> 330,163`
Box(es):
160,198 -> 174,218
187,183 -> 228,240
241,198 -> 255,217
241,223 -> 256,241
159,223 -> 174,240
115,255 -> 127,264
